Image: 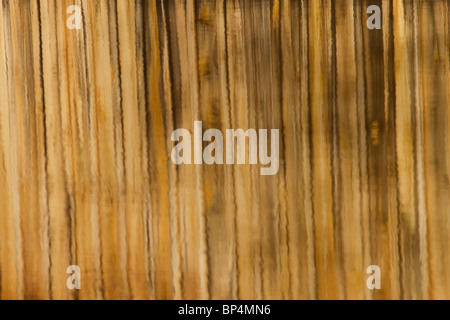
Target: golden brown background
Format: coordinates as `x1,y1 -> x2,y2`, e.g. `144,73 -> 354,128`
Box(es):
0,0 -> 449,300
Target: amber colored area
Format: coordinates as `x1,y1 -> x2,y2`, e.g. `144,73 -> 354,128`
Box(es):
0,0 -> 449,300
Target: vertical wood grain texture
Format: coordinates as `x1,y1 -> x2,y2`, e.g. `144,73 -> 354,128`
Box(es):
0,0 -> 449,299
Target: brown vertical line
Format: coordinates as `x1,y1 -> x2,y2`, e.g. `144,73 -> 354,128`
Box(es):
55,0 -> 80,300
353,0 -> 372,300
382,0 -> 401,300
140,0 -> 154,300
163,0 -> 186,299
193,0 -> 209,299
35,0 -> 52,300
334,0 -> 367,299
412,0 -> 429,299
105,0 -> 130,299
74,3 -> 93,297
0,0 -> 20,300
223,0 -> 242,301
298,0 -> 317,300
304,0 -> 319,299
225,0 -> 257,299
112,0 -> 128,298
186,0 -> 210,299
258,0 -> 282,299
0,1 -> 4,299
3,0 -> 25,300
134,0 -> 153,300
196,0 -> 212,298
251,0 -> 271,300
140,0 -> 156,300
116,0 -> 149,299
363,0 -> 402,300
388,0 -> 401,297
177,0 -> 194,299
447,0 -> 450,260
8,0 -> 52,300
64,0 -> 96,300
10,1 -> 32,299
362,0 -> 377,299
172,0 -> 208,299
143,0 -> 178,299
173,0 -> 191,299
329,0 -> 341,290
393,0 -> 423,300
238,0 -> 254,300
85,0 -> 115,299
306,0 -> 317,299
196,0 -> 237,299
420,0 -> 450,299
362,1 -> 378,296
446,0 -> 450,298
240,0 -> 264,299
278,0 -> 290,300
247,0 -> 283,300
218,0 -> 239,299
273,0 -> 291,300
447,0 -> 450,198
305,57 -> 319,299
444,0 -> 450,299
406,0 -> 422,299
279,0 -> 300,299
39,0 -> 74,299
391,0 -> 406,300
224,0 -> 240,299
79,0 -> 106,300
253,11 -> 264,300
67,0 -> 87,300
159,0 -> 182,299
55,1 -> 78,299
115,0 -> 134,299
146,0 -> 163,299
280,0 -> 302,300
328,0 -> 347,299
307,0 -> 339,299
